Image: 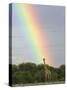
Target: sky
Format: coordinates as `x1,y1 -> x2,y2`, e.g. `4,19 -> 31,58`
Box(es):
12,4 -> 65,67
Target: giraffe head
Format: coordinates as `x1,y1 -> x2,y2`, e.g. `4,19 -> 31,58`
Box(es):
43,58 -> 45,64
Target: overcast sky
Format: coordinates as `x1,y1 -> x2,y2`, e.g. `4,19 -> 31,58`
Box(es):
12,4 -> 65,67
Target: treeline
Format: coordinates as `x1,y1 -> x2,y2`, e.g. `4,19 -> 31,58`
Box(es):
11,63 -> 65,84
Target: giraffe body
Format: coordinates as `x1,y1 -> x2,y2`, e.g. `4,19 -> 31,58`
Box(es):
43,58 -> 51,81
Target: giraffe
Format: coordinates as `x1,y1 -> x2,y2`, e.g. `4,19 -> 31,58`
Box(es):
43,58 -> 51,81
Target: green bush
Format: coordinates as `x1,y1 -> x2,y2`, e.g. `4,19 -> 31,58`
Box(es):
11,63 -> 65,84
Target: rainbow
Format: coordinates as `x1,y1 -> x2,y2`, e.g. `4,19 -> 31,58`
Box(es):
12,4 -> 53,65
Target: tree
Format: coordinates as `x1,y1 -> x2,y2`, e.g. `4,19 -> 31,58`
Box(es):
12,64 -> 18,73
59,65 -> 65,81
18,63 -> 37,72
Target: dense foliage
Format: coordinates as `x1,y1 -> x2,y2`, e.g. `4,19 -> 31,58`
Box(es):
11,63 -> 65,84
